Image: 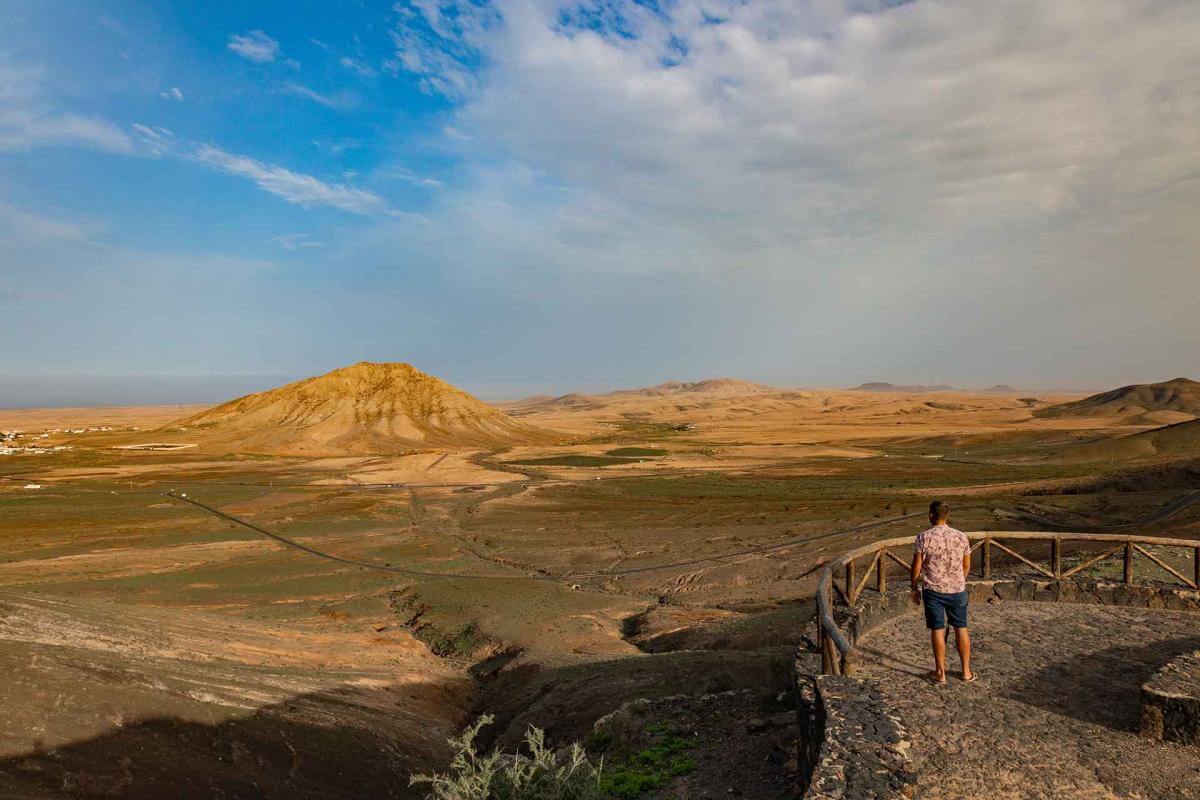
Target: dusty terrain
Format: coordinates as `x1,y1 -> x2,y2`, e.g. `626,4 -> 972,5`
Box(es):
2,375 -> 1199,798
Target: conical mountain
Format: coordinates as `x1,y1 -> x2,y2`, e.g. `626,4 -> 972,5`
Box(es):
179,362 -> 554,455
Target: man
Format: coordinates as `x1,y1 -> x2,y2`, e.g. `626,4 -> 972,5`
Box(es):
910,500 -> 976,684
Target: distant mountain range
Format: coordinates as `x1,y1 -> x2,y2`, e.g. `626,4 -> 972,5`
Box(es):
520,378 -> 782,408
606,378 -> 777,398
850,383 -> 1038,395
850,382 -> 957,393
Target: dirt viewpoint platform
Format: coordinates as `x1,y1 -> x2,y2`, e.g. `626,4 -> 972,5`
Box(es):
856,602 -> 1200,800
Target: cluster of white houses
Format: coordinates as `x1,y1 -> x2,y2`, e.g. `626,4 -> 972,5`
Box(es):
0,424 -> 137,456
0,429 -> 75,456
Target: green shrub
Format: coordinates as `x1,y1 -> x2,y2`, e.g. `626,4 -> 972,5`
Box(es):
597,725 -> 697,799
411,715 -> 607,800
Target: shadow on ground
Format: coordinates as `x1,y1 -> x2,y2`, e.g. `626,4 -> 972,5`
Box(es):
475,649 -> 797,750
0,680 -> 462,800
1005,634 -> 1200,731
0,648 -> 799,799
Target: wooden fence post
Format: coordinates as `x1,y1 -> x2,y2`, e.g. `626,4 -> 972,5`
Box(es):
1194,546 -> 1200,590
818,616 -> 832,674
822,632 -> 839,675
845,559 -> 856,604
1124,540 -> 1134,584
1051,538 -> 1061,578
877,554 -> 887,594
982,538 -> 992,579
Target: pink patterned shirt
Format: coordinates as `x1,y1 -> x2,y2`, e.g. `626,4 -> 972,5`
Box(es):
914,524 -> 970,594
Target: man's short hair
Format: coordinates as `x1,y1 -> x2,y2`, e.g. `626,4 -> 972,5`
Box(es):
930,500 -> 950,521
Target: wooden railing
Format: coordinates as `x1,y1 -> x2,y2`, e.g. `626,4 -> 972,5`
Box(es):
816,531 -> 1200,675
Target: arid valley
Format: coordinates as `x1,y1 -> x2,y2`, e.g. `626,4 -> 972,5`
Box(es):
2,364 -> 1199,798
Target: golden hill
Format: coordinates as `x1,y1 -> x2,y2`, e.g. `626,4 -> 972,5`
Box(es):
178,362 -> 555,455
1036,377 -> 1200,424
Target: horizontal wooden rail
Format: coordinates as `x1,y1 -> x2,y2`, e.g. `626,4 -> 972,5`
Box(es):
816,531 -> 1200,675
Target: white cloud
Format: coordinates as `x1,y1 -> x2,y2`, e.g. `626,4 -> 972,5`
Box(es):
267,232 -> 326,250
227,30 -> 281,63
0,58 -> 132,154
382,164 -> 444,188
312,137 -> 364,155
406,0 -> 1200,263
386,0 -> 498,97
0,112 -> 133,154
159,86 -> 184,101
281,82 -> 357,110
191,143 -> 391,215
125,125 -> 399,217
340,56 -> 376,77
131,123 -> 176,155
0,202 -> 106,247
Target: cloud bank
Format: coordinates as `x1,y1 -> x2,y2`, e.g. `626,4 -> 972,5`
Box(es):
371,0 -> 1200,386
4,1 -> 1200,390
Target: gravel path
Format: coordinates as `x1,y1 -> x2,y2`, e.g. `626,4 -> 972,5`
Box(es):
856,602 -> 1200,800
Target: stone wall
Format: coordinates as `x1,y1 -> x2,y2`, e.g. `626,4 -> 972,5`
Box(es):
795,674 -> 915,799
1140,649 -> 1200,746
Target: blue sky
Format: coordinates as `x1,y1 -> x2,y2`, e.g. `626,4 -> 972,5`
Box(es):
3,0 -> 1200,404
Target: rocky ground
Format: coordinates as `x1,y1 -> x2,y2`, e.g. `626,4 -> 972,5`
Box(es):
856,601 -> 1200,800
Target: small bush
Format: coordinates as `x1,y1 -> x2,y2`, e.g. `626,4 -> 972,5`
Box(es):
598,723 -> 697,799
411,715 -> 607,800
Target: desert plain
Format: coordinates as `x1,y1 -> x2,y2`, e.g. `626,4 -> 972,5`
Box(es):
2,366 -> 1199,798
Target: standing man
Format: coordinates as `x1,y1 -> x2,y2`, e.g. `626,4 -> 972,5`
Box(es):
910,500 -> 976,684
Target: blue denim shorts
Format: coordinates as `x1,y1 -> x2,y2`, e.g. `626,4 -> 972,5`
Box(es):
922,588 -> 968,630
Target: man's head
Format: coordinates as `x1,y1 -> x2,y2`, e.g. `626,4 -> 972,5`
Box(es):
929,500 -> 950,525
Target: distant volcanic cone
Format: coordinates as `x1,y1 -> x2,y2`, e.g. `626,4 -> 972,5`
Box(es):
178,361 -> 556,455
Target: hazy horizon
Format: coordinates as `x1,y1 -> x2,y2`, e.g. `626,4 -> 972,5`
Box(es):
1,366 -> 1167,410
3,1 -> 1199,396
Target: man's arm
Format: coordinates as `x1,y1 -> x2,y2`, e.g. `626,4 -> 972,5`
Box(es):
962,550 -> 972,580
910,552 -> 923,604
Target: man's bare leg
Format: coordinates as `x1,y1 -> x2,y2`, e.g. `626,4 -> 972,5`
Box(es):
929,629 -> 947,682
955,627 -> 974,681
